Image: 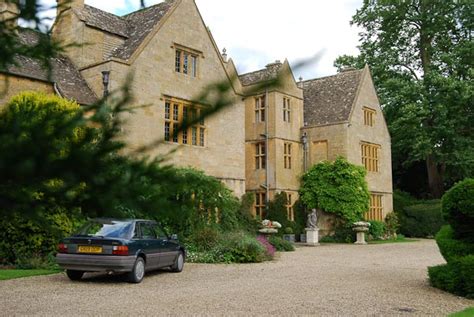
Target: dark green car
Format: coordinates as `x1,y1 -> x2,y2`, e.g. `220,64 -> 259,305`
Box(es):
56,219 -> 186,283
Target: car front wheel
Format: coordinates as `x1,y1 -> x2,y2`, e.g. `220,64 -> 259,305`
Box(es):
128,257 -> 145,283
66,270 -> 84,281
171,251 -> 184,273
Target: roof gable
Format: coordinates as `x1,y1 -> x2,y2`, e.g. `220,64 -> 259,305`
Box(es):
239,61 -> 283,86
298,69 -> 363,126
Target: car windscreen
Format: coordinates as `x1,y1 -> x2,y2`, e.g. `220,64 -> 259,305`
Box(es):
76,220 -> 133,239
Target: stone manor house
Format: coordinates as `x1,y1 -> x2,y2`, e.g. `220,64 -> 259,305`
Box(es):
0,0 -> 393,223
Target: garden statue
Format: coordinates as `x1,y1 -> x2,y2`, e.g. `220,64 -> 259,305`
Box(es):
306,209 -> 320,246
307,209 -> 318,229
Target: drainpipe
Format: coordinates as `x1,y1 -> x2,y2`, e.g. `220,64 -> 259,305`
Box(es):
265,88 -> 269,206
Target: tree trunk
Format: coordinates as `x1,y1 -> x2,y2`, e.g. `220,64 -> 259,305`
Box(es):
426,154 -> 445,198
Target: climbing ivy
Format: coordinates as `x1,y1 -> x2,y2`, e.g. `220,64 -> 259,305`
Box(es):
299,157 -> 370,223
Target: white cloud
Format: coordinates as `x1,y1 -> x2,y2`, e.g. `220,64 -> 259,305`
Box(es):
35,0 -> 363,79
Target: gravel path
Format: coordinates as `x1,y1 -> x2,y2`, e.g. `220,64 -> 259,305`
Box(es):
0,239 -> 472,316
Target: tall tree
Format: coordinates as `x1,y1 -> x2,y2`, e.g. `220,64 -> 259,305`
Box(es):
335,0 -> 474,198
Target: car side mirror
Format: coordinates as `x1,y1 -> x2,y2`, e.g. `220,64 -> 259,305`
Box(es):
170,234 -> 178,240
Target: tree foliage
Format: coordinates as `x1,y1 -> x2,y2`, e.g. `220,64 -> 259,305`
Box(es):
335,0 -> 474,198
299,157 -> 370,223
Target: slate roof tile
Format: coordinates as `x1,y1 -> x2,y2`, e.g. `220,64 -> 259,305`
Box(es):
298,69 -> 363,126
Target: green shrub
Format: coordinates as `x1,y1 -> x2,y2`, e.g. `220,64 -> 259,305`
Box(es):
368,221 -> 386,240
396,200 -> 444,237
327,223 -> 356,243
268,236 -> 295,251
384,212 -> 400,237
429,255 -> 474,299
428,264 -> 460,295
267,192 -> 290,227
300,157 -> 370,223
435,226 -> 474,263
393,190 -> 417,213
189,227 -> 220,252
186,231 -> 270,263
442,178 -> 474,242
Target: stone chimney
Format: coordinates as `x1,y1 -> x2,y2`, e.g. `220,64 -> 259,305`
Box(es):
0,1 -> 20,27
56,0 -> 84,16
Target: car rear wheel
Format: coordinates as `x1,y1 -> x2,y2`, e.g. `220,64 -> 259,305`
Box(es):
171,251 -> 184,273
128,257 -> 145,283
66,270 -> 84,281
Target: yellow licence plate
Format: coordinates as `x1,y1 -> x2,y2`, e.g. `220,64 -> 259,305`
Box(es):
77,246 -> 103,253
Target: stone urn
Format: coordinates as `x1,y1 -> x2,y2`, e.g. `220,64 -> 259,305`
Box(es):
352,221 -> 370,245
258,220 -> 281,236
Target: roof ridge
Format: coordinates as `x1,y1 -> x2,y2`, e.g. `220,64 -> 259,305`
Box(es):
238,67 -> 267,77
301,69 -> 362,83
83,4 -> 126,20
121,1 -> 173,18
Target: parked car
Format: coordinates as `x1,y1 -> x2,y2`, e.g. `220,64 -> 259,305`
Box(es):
56,218 -> 185,283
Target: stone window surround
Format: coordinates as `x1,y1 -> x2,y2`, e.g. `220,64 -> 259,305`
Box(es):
255,142 -> 266,169
286,192 -> 294,221
284,142 -> 292,169
172,43 -> 202,77
255,95 -> 266,123
366,193 -> 383,221
255,191 -> 266,218
164,97 -> 206,147
283,97 -> 291,123
361,141 -> 380,173
363,106 -> 376,127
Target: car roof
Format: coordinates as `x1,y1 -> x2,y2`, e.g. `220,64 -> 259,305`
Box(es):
90,218 -> 156,224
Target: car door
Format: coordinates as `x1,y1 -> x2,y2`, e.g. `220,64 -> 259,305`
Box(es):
139,222 -> 162,270
153,223 -> 178,267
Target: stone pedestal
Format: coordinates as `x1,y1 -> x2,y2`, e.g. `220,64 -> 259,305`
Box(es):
355,231 -> 367,245
305,228 -> 320,246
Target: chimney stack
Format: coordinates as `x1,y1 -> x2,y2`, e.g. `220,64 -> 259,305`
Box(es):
56,0 -> 84,16
0,1 -> 20,28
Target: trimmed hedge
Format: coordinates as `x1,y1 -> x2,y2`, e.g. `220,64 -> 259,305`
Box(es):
442,178 -> 474,243
368,221 -> 385,240
268,236 -> 295,252
428,255 -> 474,299
396,200 -> 444,237
435,226 -> 474,263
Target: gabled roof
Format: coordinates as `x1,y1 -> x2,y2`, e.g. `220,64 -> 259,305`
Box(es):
70,1 -> 176,61
239,62 -> 283,86
298,69 -> 363,126
75,5 -> 129,38
111,1 -> 176,60
2,28 -> 98,105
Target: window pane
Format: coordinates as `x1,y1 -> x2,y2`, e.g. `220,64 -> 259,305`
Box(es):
164,122 -> 170,141
165,102 -> 170,119
183,106 -> 188,122
173,104 -> 179,121
182,129 -> 188,144
173,123 -> 178,143
175,50 -> 181,72
199,127 -> 205,147
192,127 -> 197,145
192,55 -> 197,77
183,53 -> 189,74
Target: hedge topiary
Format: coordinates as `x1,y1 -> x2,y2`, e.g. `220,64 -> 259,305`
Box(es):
428,256 -> 474,299
442,178 -> 474,242
435,226 -> 474,263
397,200 -> 444,238
300,157 -> 370,223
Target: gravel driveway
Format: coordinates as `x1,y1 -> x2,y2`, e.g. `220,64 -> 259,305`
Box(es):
0,239 -> 472,316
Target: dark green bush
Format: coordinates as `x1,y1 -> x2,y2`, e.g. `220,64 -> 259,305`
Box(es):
435,226 -> 474,263
428,255 -> 474,299
268,236 -> 295,251
328,223 -> 356,243
442,178 -> 474,243
393,190 -> 417,214
368,221 -> 386,240
396,200 -> 444,237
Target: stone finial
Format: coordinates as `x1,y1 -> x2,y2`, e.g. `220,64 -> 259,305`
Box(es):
299,76 -> 303,82
222,48 -> 227,62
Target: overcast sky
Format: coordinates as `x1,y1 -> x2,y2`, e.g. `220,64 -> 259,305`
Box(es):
38,0 -> 363,80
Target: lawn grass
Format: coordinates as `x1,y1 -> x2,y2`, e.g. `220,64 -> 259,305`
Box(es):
0,269 -> 61,281
449,307 -> 474,317
368,236 -> 419,244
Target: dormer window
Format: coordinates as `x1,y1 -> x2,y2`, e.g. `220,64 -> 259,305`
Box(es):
175,46 -> 199,77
